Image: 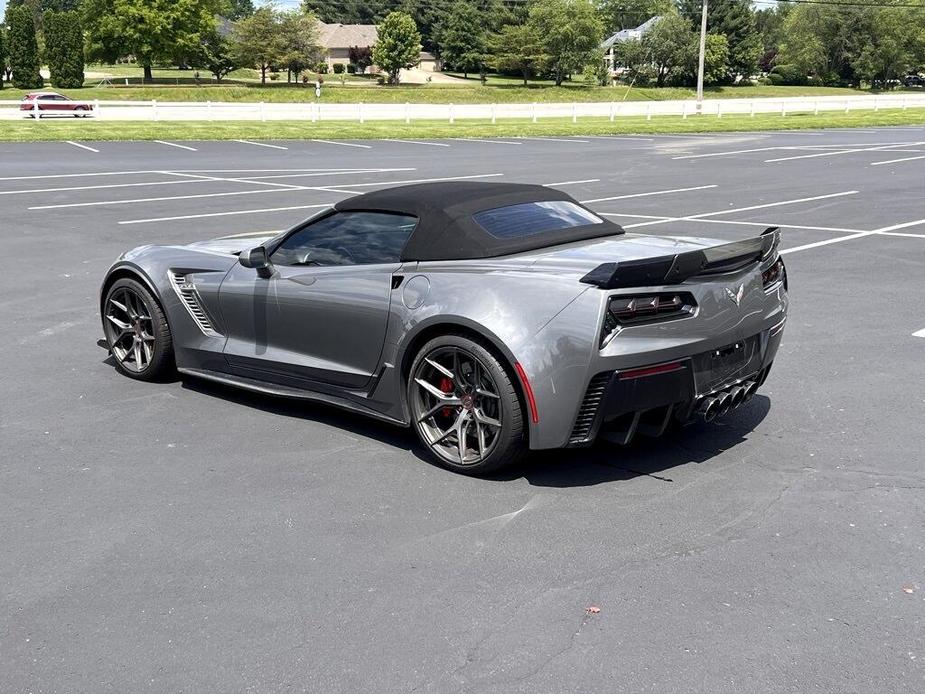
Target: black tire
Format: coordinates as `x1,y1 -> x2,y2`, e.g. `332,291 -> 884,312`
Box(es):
408,334 -> 525,475
102,277 -> 175,381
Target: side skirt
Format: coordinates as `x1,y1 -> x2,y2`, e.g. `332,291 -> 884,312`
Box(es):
178,367 -> 408,427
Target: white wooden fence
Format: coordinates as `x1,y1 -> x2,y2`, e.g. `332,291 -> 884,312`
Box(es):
2,93 -> 924,123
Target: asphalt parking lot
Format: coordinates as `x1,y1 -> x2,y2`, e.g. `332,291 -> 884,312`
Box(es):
2,127 -> 924,692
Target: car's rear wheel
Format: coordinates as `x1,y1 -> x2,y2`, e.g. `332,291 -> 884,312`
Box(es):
408,335 -> 525,475
102,278 -> 174,381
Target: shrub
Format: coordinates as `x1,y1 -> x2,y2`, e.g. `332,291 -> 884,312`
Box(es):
333,62 -> 344,73
769,64 -> 806,86
346,63 -> 356,74
7,5 -> 43,89
44,10 -> 85,89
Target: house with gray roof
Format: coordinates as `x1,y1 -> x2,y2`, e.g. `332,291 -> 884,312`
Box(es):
316,23 -> 378,71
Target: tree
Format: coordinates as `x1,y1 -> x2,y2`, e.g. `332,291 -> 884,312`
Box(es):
82,0 -> 221,81
489,22 -> 541,86
642,11 -> 693,86
348,45 -> 373,73
0,25 -> 6,89
193,27 -> 237,82
851,8 -> 922,88
439,1 -> 487,78
614,37 -> 654,83
277,10 -> 322,83
397,0 -> 443,59
301,0 -> 387,25
528,0 -> 603,86
599,0 -> 672,33
581,47 -> 610,85
44,9 -> 84,88
372,11 -> 421,85
230,6 -> 285,84
226,0 -> 254,20
679,0 -> 761,82
41,0 -> 81,9
699,33 -> 729,85
7,4 -> 43,89
777,2 -> 925,87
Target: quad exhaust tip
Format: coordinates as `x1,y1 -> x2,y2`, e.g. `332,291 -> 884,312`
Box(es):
698,381 -> 758,422
699,397 -> 719,422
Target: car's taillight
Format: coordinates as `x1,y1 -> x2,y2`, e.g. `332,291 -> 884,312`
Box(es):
762,257 -> 786,290
601,292 -> 696,346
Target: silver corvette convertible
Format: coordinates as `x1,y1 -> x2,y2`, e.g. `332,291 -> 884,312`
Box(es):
99,181 -> 788,474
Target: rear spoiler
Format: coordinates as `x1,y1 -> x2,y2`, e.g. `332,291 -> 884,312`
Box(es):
580,227 -> 780,289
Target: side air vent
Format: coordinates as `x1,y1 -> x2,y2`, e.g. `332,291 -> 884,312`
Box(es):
569,372 -> 612,444
168,271 -> 221,337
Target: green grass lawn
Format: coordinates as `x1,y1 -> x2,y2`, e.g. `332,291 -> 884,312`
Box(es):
3,82 -> 910,105
2,109 -> 922,142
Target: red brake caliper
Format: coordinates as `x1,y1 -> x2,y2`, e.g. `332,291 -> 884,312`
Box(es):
439,377 -> 454,417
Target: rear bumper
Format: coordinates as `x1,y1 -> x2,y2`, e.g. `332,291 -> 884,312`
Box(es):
566,319 -> 785,447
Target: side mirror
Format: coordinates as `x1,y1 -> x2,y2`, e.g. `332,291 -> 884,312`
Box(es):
239,246 -> 274,279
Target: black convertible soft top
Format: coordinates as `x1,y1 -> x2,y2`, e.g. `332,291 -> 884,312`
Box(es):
333,181 -> 625,261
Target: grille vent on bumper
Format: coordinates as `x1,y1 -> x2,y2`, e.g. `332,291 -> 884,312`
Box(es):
569,372 -> 612,444
169,271 -> 221,337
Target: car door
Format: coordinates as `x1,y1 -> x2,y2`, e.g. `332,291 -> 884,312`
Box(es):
218,210 -> 416,390
42,95 -> 65,112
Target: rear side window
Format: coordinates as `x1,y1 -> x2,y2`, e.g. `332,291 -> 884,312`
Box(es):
271,211 -> 417,266
472,200 -> 603,239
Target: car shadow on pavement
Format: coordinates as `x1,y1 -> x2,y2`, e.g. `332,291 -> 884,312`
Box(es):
175,373 -> 771,487
496,395 -> 772,488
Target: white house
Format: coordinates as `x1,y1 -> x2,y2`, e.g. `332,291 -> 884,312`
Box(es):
601,16 -> 662,74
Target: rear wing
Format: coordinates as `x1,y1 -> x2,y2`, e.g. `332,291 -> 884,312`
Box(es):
580,227 -> 780,290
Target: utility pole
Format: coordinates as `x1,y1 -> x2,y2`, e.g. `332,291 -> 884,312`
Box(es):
696,0 -> 708,114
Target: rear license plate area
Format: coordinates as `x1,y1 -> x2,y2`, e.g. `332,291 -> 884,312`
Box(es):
692,335 -> 762,396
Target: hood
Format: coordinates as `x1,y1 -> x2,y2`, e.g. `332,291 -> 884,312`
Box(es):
178,231 -> 283,256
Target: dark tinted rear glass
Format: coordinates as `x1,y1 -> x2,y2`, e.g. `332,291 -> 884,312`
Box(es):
472,201 -> 603,239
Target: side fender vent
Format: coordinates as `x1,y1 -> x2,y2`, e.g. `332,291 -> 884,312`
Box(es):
168,271 -> 221,337
569,372 -> 612,444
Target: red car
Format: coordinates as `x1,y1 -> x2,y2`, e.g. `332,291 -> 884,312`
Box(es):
20,92 -> 93,118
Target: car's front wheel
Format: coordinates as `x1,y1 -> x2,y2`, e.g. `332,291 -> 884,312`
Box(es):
408,335 -> 525,475
102,277 -> 174,381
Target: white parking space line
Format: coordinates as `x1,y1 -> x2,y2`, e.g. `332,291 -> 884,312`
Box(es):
672,147 -> 783,160
781,217 -> 925,255
913,329 -> 925,338
580,135 -> 655,141
622,191 -> 859,230
0,168 -> 378,182
882,231 -> 925,239
242,168 -> 415,181
65,141 -> 99,153
154,140 -> 197,151
27,168 -> 462,209
118,203 -> 334,225
311,139 -> 372,149
544,179 -> 600,187
598,212 -> 862,234
163,171 -> 306,189
450,138 -> 523,145
764,142 -> 925,163
232,139 -> 288,150
311,172 -> 504,191
0,169 -> 413,196
870,154 -> 925,166
0,178 -> 216,196
28,182 -> 359,209
517,137 -> 590,143
382,139 -> 450,147
581,184 -> 717,204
